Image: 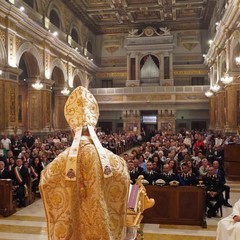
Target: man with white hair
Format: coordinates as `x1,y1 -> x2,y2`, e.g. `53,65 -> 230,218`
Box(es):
216,199 -> 240,240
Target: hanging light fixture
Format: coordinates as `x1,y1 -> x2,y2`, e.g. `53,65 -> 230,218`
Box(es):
32,80 -> 43,90
221,73 -> 233,85
61,86 -> 70,96
205,90 -> 213,97
211,84 -> 220,92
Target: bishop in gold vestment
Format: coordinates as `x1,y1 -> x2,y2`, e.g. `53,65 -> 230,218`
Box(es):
40,86 -> 130,240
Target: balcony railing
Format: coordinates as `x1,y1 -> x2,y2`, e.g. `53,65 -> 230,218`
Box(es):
90,85 -> 210,95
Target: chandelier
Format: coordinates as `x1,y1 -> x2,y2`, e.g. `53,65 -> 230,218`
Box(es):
211,84 -> 220,92
205,90 -> 213,97
221,73 -> 233,85
32,80 -> 43,90
61,87 -> 70,96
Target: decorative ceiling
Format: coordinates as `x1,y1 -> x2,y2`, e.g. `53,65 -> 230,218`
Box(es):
63,0 -> 216,34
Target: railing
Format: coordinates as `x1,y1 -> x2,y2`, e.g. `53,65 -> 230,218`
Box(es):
90,85 -> 210,95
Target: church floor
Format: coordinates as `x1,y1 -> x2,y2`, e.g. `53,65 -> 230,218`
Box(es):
0,183 -> 239,240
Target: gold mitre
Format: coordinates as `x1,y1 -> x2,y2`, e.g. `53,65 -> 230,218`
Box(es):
64,86 -> 113,181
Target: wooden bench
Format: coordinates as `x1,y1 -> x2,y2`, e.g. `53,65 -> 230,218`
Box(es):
142,185 -> 207,228
0,179 -> 16,217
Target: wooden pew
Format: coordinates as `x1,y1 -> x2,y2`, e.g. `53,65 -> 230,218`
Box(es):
142,185 -> 207,228
0,179 -> 16,217
224,144 -> 240,181
25,176 -> 34,206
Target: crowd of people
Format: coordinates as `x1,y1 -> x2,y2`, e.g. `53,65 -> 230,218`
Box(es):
0,128 -> 238,218
0,130 -> 137,207
125,130 -> 238,218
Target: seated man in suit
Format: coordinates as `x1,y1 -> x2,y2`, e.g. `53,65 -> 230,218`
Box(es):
128,160 -> 138,184
178,163 -> 197,186
158,163 -> 178,185
217,199 -> 240,240
213,160 -> 232,207
0,161 -> 10,179
204,166 -> 224,218
11,158 -> 29,207
143,161 -> 159,185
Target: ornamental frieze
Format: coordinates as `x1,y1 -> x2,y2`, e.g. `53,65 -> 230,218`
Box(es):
127,94 -> 171,101
96,72 -> 127,78
173,69 -> 208,75
176,93 -> 206,100
95,95 -> 123,102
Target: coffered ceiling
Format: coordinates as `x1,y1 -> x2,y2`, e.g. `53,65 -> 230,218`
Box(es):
64,0 -> 216,34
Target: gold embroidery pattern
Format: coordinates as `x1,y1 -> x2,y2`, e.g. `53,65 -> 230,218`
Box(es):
64,87 -> 99,129
40,137 -> 129,240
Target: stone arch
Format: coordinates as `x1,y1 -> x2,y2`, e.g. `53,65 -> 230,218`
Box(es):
47,1 -> 65,31
71,69 -> 84,88
16,42 -> 43,77
49,58 -> 67,84
0,39 -> 7,66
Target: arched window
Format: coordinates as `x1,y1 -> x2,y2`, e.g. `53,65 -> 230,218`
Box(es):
49,9 -> 61,29
71,28 -> 79,44
87,41 -> 93,54
23,0 -> 34,8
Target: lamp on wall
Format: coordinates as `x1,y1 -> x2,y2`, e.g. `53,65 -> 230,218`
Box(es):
221,73 -> 233,85
235,56 -> 240,66
32,78 -> 43,90
205,90 -> 213,97
61,86 -> 70,96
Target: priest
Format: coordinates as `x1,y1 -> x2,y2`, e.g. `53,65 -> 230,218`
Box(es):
40,86 -> 130,240
216,199 -> 240,240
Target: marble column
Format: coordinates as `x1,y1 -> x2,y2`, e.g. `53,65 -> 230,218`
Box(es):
27,77 -> 53,132
169,52 -> 173,79
135,53 -> 140,81
216,91 -> 225,131
225,84 -> 239,133
209,97 -> 216,130
127,54 -> 131,80
159,54 -> 164,83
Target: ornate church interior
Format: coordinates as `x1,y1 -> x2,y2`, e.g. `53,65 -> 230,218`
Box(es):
0,0 -> 240,239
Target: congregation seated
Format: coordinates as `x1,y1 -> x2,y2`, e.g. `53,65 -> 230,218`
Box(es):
142,161 -> 159,185
10,158 -> 30,208
158,163 -> 178,185
178,163 -> 197,186
204,166 -> 224,218
0,161 -> 10,179
213,160 -> 232,207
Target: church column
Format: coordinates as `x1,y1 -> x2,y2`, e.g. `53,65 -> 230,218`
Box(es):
159,53 -> 164,83
209,96 -> 216,130
215,91 -> 225,130
135,53 -> 140,81
0,68 -> 19,135
52,87 -> 69,130
127,53 -> 131,80
225,84 -> 238,133
169,52 -> 173,79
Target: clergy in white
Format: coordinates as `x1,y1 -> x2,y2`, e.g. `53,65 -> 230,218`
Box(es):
216,199 -> 240,240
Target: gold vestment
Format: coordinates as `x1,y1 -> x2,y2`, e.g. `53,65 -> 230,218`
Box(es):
40,87 -> 130,240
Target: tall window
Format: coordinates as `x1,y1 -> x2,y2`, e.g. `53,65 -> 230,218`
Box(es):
87,41 -> 93,54
71,28 -> 79,44
50,9 -> 61,29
